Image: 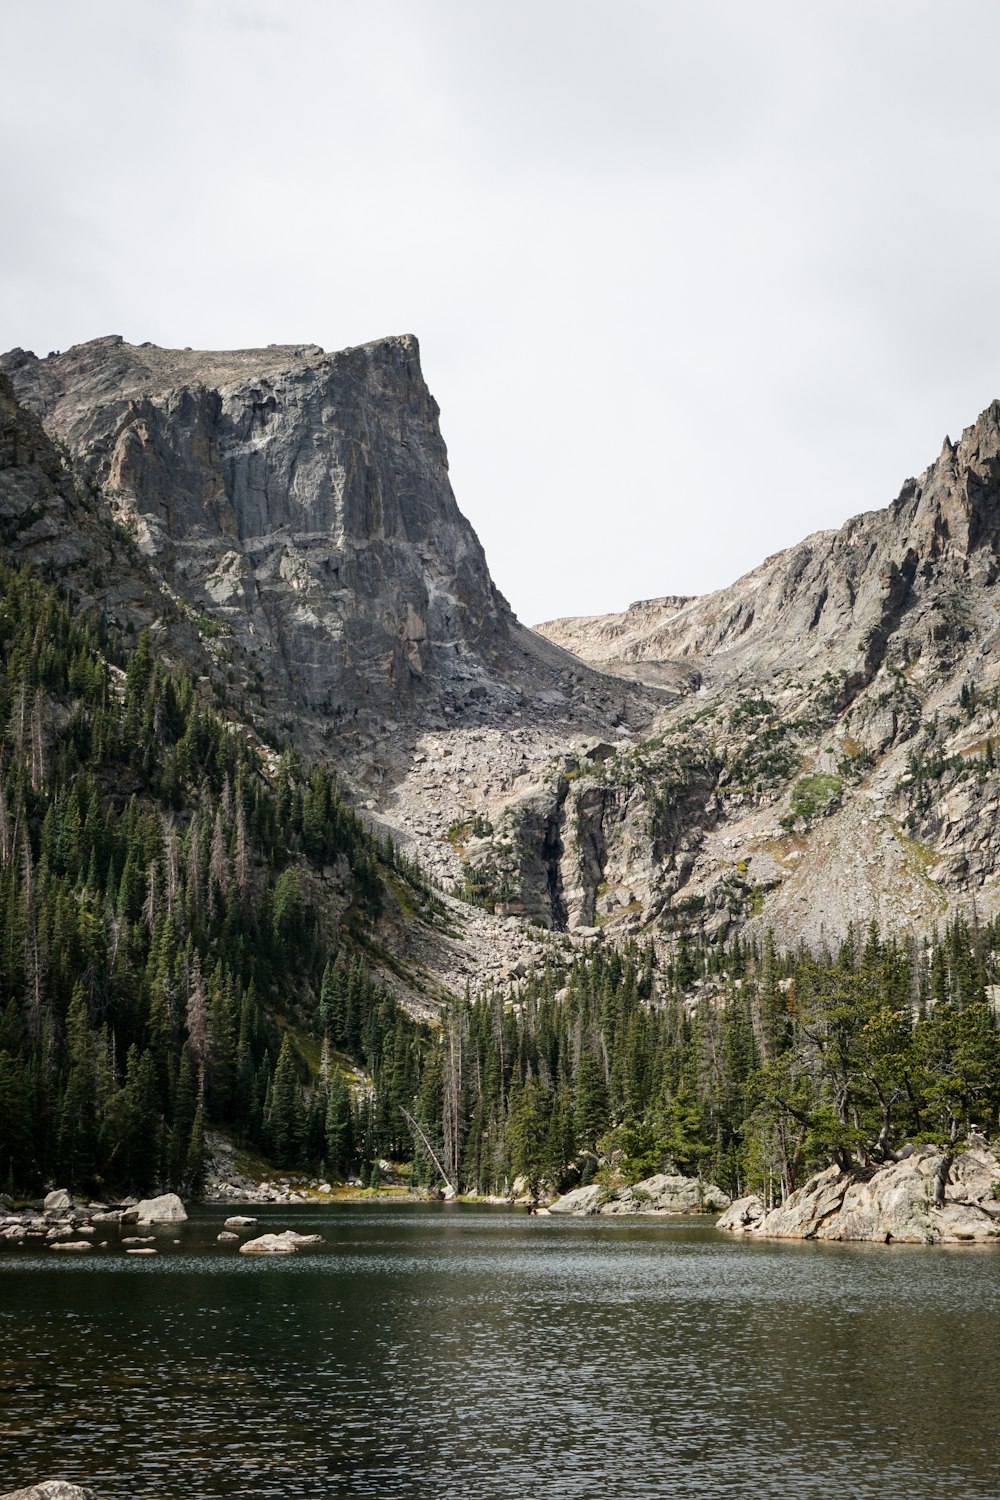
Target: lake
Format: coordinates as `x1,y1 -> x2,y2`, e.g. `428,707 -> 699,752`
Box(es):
1,1202 -> 999,1499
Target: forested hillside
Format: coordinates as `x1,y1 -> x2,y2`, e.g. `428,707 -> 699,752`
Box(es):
2,558 -> 999,1205
0,563 -> 433,1196
449,923 -> 1000,1204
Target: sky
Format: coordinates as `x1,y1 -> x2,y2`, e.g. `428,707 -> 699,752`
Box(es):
4,1 -> 1000,626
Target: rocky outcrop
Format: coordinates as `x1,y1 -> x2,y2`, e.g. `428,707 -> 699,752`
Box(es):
717,1144 -> 1000,1244
10,330 -> 1000,956
537,405 -> 1000,698
2,337 -> 647,753
550,1173 -> 730,1216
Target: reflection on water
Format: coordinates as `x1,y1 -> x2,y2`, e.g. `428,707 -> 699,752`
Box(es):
1,1204 -> 999,1499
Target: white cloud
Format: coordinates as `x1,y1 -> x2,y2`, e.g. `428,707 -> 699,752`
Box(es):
4,0 -> 1000,623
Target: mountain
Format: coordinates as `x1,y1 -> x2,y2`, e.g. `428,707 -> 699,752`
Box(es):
3,329 -> 1000,1208
511,402 -> 1000,944
2,336 -> 647,773
10,337 -> 1000,955
537,408 -> 1000,702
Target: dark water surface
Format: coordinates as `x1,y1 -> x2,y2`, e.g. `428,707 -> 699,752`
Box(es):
2,1202 -> 999,1499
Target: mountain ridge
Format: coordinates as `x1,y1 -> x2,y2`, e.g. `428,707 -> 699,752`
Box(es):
7,334 -> 1000,955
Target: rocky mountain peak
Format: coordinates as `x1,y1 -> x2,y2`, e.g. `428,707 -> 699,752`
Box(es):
1,336 -> 654,766
537,397 -> 1000,700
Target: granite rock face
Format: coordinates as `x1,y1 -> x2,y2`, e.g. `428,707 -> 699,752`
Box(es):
550,1173 -> 730,1216
10,331 -> 1000,958
2,336 -> 642,747
520,401 -> 1000,944
536,407 -> 1000,697
716,1144 -> 1000,1244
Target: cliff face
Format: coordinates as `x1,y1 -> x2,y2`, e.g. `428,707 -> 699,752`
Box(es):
9,329 -> 1000,956
3,336 -> 642,749
464,402 -> 1000,945
536,403 -> 1000,702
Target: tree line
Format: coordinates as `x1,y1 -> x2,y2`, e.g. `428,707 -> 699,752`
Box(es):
2,561 -> 999,1208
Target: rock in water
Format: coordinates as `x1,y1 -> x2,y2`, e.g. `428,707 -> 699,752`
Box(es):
134,1193 -> 187,1223
42,1190 -> 72,1213
239,1233 -> 298,1255
717,1144 -> 1000,1244
1,1485 -> 99,1500
239,1229 -> 325,1254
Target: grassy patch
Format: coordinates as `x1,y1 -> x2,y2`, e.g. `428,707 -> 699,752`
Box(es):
789,772 -> 842,821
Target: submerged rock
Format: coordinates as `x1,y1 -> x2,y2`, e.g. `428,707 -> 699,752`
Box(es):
717,1143 -> 1000,1244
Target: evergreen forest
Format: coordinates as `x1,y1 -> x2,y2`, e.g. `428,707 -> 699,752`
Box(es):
1,563 -> 999,1206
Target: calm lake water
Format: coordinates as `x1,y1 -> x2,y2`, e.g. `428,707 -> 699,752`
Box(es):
1,1202 -> 999,1499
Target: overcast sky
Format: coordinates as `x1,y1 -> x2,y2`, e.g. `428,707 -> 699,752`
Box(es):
4,1 -> 1000,625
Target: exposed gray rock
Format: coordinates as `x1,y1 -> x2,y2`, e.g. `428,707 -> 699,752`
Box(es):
239,1232 -> 298,1254
134,1193 -> 187,1223
549,1184 -> 602,1216
2,337 -> 645,749
1,1483 -> 99,1500
48,1241 -> 93,1253
716,1195 -> 766,1232
718,1145 -> 1000,1243
11,331 -> 1000,963
551,1174 -> 729,1216
42,1190 -> 72,1213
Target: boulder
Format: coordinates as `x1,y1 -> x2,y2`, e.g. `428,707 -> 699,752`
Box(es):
48,1241 -> 93,1252
125,1248 -> 157,1256
1,1484 -> 99,1500
239,1229 -> 324,1254
217,1231 -> 239,1242
549,1185 -> 602,1216
134,1193 -> 187,1223
239,1233 -> 297,1255
42,1190 -> 72,1213
611,1173 -> 730,1214
716,1195 -> 766,1232
223,1216 -> 257,1228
